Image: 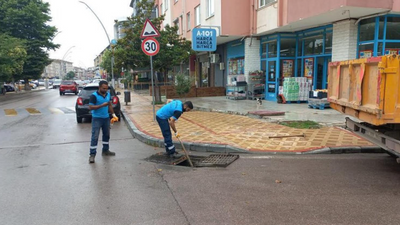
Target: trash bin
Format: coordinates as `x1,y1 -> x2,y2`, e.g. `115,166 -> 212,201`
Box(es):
124,90 -> 131,105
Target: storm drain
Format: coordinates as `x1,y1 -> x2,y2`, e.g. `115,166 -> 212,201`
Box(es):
145,153 -> 239,168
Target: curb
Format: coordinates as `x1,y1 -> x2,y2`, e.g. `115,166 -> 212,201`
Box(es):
121,109 -> 384,155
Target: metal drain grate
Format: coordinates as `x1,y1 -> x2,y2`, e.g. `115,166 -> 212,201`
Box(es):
145,153 -> 239,167
194,154 -> 239,167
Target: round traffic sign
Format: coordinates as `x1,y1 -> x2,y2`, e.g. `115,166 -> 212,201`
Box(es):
141,37 -> 160,56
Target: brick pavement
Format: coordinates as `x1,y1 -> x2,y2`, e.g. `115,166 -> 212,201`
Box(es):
122,91 -> 374,152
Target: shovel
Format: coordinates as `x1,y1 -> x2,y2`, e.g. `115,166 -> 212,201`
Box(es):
176,136 -> 194,167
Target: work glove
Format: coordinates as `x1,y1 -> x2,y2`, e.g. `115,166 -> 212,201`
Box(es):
175,132 -> 181,138
111,113 -> 119,124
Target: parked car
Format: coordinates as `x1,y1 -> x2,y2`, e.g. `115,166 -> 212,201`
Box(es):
75,83 -> 121,123
52,79 -> 62,89
59,80 -> 78,95
16,80 -> 36,90
4,84 -> 15,92
38,79 -> 45,86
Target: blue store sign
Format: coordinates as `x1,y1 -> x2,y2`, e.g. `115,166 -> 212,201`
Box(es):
192,28 -> 217,51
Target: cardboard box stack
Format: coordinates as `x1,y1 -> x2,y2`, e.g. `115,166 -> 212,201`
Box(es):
283,77 -> 312,101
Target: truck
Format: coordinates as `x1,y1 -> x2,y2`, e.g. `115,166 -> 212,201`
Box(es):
328,55 -> 400,161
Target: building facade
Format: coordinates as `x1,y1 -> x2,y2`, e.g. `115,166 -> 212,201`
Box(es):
131,0 -> 400,101
42,59 -> 73,79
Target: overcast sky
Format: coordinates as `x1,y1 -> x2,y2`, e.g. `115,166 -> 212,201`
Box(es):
44,0 -> 132,69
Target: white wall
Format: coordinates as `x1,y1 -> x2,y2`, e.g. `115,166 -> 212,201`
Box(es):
244,37 -> 261,83
332,19 -> 358,61
257,3 -> 278,34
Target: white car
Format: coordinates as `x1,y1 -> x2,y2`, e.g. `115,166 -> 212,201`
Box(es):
74,80 -> 86,89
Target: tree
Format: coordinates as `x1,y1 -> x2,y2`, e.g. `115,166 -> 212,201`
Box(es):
65,71 -> 75,80
0,34 -> 27,82
175,73 -> 193,99
115,0 -> 194,101
153,25 -> 194,81
0,0 -> 59,88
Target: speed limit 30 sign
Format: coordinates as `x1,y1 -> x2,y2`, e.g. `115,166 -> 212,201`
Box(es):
141,37 -> 160,56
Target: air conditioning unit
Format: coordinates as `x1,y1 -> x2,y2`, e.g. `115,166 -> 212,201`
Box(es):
210,54 -> 220,63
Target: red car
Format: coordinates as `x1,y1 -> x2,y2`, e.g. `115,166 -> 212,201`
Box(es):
59,80 -> 79,95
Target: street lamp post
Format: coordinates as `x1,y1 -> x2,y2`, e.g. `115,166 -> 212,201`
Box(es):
60,46 -> 75,79
79,1 -> 115,88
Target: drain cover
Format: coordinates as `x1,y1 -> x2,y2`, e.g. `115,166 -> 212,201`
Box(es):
144,153 -> 239,168
194,154 -> 239,167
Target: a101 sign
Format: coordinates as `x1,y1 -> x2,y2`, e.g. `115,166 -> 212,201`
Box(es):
192,28 -> 216,51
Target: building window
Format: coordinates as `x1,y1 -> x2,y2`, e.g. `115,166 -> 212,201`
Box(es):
280,39 -> 296,57
325,32 -> 333,54
359,18 -> 376,42
187,13 -> 191,31
174,19 -> 180,35
195,5 -> 201,26
155,5 -> 159,18
259,0 -> 277,8
386,17 -> 400,40
207,0 -> 214,17
165,0 -> 169,11
303,35 -> 324,55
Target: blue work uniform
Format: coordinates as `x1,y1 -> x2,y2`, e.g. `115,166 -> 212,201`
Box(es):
88,91 -> 111,155
156,100 -> 183,154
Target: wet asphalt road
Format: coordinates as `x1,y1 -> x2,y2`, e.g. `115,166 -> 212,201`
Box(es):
1,90 -> 400,225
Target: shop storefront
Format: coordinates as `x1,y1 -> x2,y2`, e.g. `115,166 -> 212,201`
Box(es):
358,15 -> 400,58
260,26 -> 332,101
225,40 -> 246,98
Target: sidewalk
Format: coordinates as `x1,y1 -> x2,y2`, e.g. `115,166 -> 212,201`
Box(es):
121,90 -> 376,154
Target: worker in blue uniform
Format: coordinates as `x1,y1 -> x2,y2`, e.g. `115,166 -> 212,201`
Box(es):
156,99 -> 193,158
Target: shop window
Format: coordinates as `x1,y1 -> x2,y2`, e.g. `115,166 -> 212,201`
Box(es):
228,58 -> 245,75
261,43 -> 267,58
379,17 -> 385,40
297,40 -> 303,56
280,39 -> 296,57
378,42 -> 383,56
359,18 -> 376,42
359,43 -> 374,58
383,42 -> 400,55
261,61 -> 266,74
297,59 -> 302,77
304,35 -> 323,56
325,33 -> 332,54
268,41 -> 277,58
386,17 -> 400,40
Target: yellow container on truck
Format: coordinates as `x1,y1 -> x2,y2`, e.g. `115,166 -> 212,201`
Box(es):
328,55 -> 400,126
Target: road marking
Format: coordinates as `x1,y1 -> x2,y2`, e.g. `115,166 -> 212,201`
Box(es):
58,107 -> 75,114
49,108 -> 64,114
26,108 -> 41,115
4,109 -> 17,116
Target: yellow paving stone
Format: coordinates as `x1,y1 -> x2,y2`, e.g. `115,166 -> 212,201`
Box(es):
4,109 -> 17,116
26,108 -> 41,114
125,91 -> 375,152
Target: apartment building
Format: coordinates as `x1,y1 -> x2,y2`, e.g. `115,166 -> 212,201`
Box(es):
135,0 -> 400,101
42,59 -> 73,79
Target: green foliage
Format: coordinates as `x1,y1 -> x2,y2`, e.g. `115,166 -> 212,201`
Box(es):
115,0 -> 194,75
0,0 -> 59,81
0,34 -> 27,81
65,71 -> 75,80
175,73 -> 193,97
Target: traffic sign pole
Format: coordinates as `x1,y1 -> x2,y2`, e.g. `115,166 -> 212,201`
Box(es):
150,56 -> 155,121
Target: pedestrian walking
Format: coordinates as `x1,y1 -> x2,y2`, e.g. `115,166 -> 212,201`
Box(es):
156,99 -> 193,158
88,80 -> 119,163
